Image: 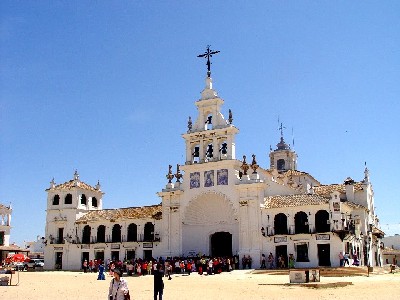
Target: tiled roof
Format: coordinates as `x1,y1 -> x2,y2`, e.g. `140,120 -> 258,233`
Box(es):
0,245 -> 28,252
344,201 -> 366,210
313,182 -> 364,197
263,194 -> 329,209
382,249 -> 400,255
47,180 -> 98,192
76,205 -> 162,223
372,226 -> 385,236
282,169 -> 311,177
267,169 -> 321,185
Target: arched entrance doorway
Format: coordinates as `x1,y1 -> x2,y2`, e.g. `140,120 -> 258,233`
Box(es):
210,232 -> 232,257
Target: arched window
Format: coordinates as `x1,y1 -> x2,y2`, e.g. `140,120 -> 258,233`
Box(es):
81,194 -> 87,205
205,114 -> 213,130
274,213 -> 288,235
112,224 -> 121,242
315,210 -> 330,233
127,223 -> 137,242
82,225 -> 91,244
295,211 -> 309,234
143,222 -> 154,241
92,197 -> 98,208
277,159 -> 285,171
53,195 -> 60,205
192,145 -> 200,164
65,193 -> 72,204
206,143 -> 214,159
219,141 -> 228,159
97,225 -> 105,243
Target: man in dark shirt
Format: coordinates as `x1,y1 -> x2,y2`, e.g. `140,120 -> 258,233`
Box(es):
153,263 -> 164,300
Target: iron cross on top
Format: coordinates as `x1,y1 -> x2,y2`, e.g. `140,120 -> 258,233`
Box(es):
197,45 -> 220,78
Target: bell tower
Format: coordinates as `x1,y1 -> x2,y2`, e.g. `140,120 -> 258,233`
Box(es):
269,123 -> 297,172
182,76 -> 238,164
183,46 -> 238,165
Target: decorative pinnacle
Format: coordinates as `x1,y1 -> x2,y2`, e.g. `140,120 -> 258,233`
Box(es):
175,164 -> 183,183
251,154 -> 259,174
197,45 -> 220,78
166,165 -> 175,183
241,155 -> 249,176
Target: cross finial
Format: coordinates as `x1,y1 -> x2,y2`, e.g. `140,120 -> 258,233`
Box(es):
197,45 -> 220,78
278,122 -> 286,137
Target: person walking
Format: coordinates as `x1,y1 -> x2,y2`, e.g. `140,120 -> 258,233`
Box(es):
339,252 -> 344,267
97,262 -> 105,280
83,259 -> 88,273
153,263 -> 164,300
344,253 -> 350,266
108,268 -> 129,300
261,254 -> 266,269
166,262 -> 172,280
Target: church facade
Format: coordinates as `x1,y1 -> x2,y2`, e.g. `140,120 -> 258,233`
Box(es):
44,70 -> 384,270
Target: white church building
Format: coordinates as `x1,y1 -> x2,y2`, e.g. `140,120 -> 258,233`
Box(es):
44,58 -> 384,271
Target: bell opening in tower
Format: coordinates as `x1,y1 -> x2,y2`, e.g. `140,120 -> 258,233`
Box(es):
205,114 -> 213,130
219,141 -> 228,160
277,159 -> 286,172
192,145 -> 200,164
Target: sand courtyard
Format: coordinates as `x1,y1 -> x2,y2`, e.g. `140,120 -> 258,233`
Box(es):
1,269 -> 399,300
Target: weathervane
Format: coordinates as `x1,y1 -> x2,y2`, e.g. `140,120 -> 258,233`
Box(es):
278,122 -> 286,138
197,45 -> 220,78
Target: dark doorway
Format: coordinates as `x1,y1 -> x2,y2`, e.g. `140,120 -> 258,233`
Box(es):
127,223 -> 137,242
95,251 -> 104,262
315,210 -> 330,233
57,228 -> 64,244
295,211 -> 309,234
210,232 -> 232,257
143,250 -> 153,260
317,244 -> 331,266
97,225 -> 106,243
111,251 -> 119,261
82,225 -> 91,244
274,213 -> 288,234
275,245 -> 288,268
126,250 -> 135,261
82,252 -> 89,268
144,222 -> 154,241
112,224 -> 121,242
55,252 -> 63,269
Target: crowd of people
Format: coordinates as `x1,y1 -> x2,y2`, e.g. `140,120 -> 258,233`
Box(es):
100,255 -> 241,278
338,251 -> 360,267
86,252 -> 299,281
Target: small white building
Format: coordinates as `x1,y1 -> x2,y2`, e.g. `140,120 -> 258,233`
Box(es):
25,236 -> 46,259
44,69 -> 384,270
0,203 -> 28,262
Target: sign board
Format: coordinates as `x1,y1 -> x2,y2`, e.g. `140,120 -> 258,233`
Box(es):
54,247 -> 63,251
81,244 -> 90,249
316,234 -> 330,240
274,236 -> 287,243
111,244 -> 120,249
143,242 -> 153,248
289,269 -> 320,283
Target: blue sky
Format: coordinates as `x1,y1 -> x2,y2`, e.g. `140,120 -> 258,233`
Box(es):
1,1 -> 399,246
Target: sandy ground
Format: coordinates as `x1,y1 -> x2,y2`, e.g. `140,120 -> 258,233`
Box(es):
0,270 -> 399,300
